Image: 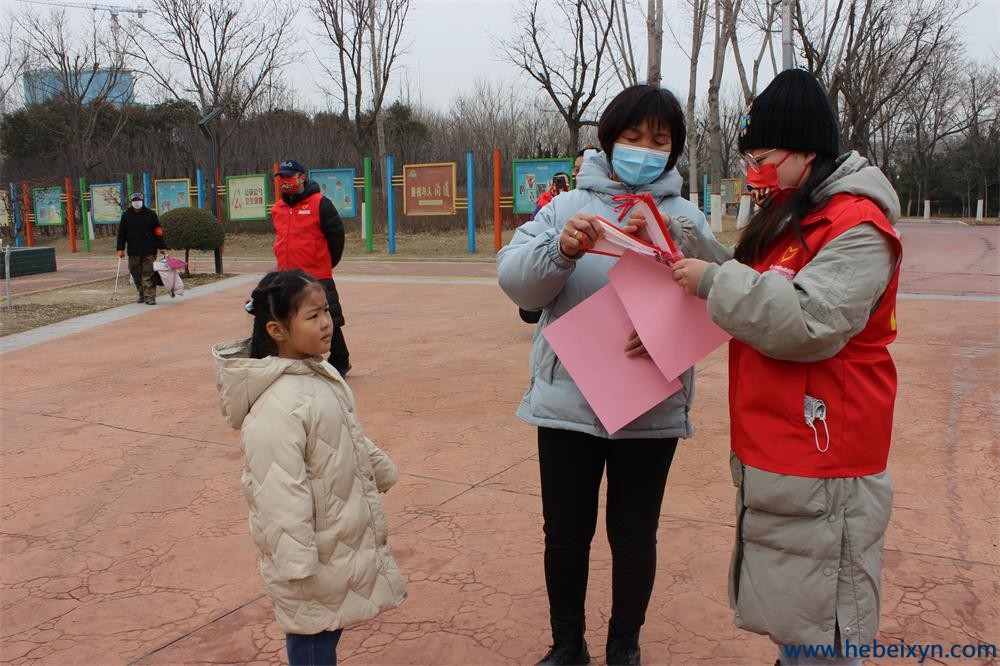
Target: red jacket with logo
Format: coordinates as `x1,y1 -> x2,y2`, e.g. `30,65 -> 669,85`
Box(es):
272,191 -> 333,280
729,194 -> 902,478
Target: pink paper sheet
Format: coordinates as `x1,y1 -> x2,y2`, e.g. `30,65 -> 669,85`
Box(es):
608,251 -> 731,382
542,285 -> 682,434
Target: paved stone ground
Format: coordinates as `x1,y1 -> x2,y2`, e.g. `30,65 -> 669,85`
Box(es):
1,222 -> 997,665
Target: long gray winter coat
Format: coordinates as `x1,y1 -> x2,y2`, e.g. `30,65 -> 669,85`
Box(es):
674,152 -> 901,649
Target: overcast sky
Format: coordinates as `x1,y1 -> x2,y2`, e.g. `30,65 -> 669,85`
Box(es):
292,0 -> 1000,114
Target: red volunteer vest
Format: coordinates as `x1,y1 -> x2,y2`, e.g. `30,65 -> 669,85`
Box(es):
271,192 -> 333,280
729,193 -> 902,478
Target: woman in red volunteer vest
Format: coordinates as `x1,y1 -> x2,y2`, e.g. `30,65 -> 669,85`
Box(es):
669,70 -> 902,664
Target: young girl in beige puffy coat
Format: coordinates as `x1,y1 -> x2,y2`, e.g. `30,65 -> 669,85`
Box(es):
213,270 -> 406,666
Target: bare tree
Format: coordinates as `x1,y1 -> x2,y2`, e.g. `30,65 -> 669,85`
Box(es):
601,0 -> 639,88
793,0 -> 963,155
127,0 -> 293,157
503,0 -> 619,154
958,62 -> 1000,217
313,0 -> 410,186
679,0 -> 710,205
901,43 -> 968,207
646,0 -> 663,86
730,0 -> 778,104
706,0 -> 742,226
0,13 -> 29,114
19,9 -> 132,178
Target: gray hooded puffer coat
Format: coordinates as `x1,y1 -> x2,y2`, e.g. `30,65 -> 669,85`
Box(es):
497,151 -> 712,439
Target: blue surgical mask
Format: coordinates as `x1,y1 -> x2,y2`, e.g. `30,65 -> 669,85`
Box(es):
611,143 -> 670,186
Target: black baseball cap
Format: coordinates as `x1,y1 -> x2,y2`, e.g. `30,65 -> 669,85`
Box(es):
276,159 -> 306,176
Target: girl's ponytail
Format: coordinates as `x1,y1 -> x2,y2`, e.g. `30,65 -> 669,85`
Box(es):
246,270 -> 322,359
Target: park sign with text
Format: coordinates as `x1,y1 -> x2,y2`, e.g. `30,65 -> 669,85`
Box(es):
403,163 -> 456,216
90,183 -> 124,225
721,178 -> 744,205
0,190 -> 10,228
512,158 -> 573,214
227,174 -> 269,222
310,168 -> 357,218
32,186 -> 64,226
154,179 -> 191,215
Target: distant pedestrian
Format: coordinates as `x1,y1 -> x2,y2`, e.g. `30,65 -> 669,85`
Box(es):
271,159 -> 351,377
116,192 -> 166,305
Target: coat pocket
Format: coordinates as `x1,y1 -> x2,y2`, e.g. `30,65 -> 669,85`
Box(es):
311,477 -> 326,533
742,464 -> 828,517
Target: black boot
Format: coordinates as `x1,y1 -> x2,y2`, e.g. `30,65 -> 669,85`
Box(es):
605,620 -> 641,665
536,619 -> 590,665
519,307 -> 542,324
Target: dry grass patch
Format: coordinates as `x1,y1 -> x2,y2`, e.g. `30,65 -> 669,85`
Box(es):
0,273 -> 232,337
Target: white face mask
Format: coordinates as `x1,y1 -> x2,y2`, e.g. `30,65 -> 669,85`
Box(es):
131,201 -> 142,210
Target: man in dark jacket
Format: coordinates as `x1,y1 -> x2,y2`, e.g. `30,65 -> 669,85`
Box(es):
117,192 -> 166,305
271,159 -> 351,377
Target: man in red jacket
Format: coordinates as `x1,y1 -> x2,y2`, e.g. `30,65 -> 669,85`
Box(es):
271,159 -> 351,377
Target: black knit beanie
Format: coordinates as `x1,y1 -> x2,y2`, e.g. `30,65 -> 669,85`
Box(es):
737,68 -> 839,158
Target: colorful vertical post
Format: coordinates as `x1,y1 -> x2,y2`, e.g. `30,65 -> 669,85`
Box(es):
20,184 -> 33,247
493,148 -> 502,253
215,168 -> 223,223
466,150 -> 475,254
9,184 -> 21,247
126,173 -> 135,200
272,162 -> 280,204
64,176 -> 77,253
363,156 -> 373,254
79,177 -> 91,253
386,155 -> 396,255
142,172 -> 152,204
196,169 -> 204,208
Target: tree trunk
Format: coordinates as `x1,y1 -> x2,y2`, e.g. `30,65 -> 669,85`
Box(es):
646,0 -> 663,86
708,0 -> 726,197
375,111 -> 388,190
369,5 -> 388,190
687,0 -> 708,207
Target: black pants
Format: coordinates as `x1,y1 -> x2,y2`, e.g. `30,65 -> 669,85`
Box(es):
319,278 -> 350,374
538,427 -> 678,637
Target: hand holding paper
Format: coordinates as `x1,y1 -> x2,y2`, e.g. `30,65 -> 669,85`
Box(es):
672,258 -> 714,297
543,247 -> 731,434
542,285 -> 683,435
608,251 -> 731,383
584,194 -> 684,266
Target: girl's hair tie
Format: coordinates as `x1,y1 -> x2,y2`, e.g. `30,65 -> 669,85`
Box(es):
244,299 -> 255,314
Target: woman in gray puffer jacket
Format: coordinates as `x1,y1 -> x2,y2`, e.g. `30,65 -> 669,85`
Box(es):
497,84 -> 711,666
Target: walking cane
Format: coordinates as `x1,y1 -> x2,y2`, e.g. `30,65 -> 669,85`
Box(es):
114,256 -> 122,295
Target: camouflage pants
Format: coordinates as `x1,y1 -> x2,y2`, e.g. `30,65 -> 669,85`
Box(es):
128,255 -> 157,303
